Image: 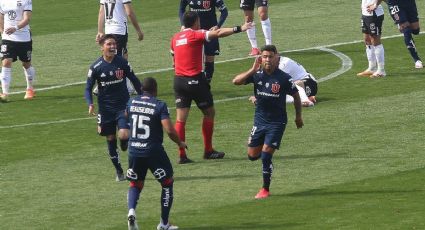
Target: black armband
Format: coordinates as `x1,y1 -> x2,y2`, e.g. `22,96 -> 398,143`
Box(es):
233,26 -> 242,33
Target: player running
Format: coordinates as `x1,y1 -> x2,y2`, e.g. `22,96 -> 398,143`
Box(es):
386,0 -> 423,68
233,45 -> 303,199
85,34 -> 142,181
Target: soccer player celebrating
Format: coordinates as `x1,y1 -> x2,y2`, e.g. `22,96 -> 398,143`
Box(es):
386,0 -> 423,68
126,77 -> 185,230
240,0 -> 272,56
85,34 -> 142,181
233,45 -> 303,199
0,0 -> 35,102
171,11 -> 252,164
179,0 -> 228,83
358,0 -> 386,78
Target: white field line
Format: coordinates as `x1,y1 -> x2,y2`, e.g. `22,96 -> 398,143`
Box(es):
8,32 -> 412,96
0,46 -> 352,129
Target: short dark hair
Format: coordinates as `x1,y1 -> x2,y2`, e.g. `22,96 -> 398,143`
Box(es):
142,77 -> 158,94
99,34 -> 117,45
260,45 -> 278,54
183,11 -> 199,28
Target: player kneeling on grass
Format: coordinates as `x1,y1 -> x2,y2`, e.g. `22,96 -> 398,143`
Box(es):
126,77 -> 186,230
233,45 -> 303,199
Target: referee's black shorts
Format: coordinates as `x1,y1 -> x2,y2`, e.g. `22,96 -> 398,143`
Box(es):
173,73 -> 214,109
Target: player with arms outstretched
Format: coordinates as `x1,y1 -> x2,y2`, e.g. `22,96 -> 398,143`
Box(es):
85,34 -> 142,181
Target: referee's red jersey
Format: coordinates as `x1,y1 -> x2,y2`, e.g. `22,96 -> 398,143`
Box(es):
171,28 -> 209,77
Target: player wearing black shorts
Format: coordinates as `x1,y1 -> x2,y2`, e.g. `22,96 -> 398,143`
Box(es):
85,34 -> 142,181
0,0 -> 36,102
358,0 -> 386,78
179,0 -> 228,83
125,77 -> 185,230
386,0 -> 423,68
233,45 -> 303,199
240,0 -> 272,56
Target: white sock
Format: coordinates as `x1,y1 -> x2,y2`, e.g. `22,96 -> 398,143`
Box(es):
366,45 -> 376,71
246,26 -> 258,48
1,67 -> 12,94
374,44 -> 385,72
286,95 -> 294,104
261,18 -> 272,45
23,66 -> 35,90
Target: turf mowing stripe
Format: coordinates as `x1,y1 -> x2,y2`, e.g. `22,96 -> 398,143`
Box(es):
8,32 -> 413,96
0,47 -> 351,129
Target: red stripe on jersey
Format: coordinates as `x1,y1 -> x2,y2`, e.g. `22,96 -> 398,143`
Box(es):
171,29 -> 207,77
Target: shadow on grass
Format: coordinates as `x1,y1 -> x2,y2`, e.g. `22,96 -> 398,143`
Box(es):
229,152 -> 348,161
175,174 -> 251,182
182,222 -> 302,230
280,188 -> 424,197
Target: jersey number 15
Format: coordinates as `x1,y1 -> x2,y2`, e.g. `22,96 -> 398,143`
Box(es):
131,114 -> 151,139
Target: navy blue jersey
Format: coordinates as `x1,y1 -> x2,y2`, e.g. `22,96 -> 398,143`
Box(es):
387,0 -> 416,7
246,68 -> 298,124
126,93 -> 170,157
179,0 -> 228,29
85,55 -> 142,113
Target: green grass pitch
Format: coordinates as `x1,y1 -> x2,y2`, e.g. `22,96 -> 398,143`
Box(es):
0,0 -> 424,229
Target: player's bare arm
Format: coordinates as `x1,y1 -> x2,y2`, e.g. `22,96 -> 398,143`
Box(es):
233,56 -> 261,85
292,92 -> 304,129
5,11 -> 31,35
96,5 -> 105,43
0,13 -> 4,33
367,0 -> 383,12
162,118 -> 187,149
124,4 -> 144,41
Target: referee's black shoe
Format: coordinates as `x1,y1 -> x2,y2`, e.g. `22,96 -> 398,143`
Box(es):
204,150 -> 225,159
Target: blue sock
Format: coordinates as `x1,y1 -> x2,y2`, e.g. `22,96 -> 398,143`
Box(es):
107,139 -> 122,173
128,186 -> 141,210
261,152 -> 273,191
204,62 -> 214,83
160,184 -> 173,225
403,28 -> 421,61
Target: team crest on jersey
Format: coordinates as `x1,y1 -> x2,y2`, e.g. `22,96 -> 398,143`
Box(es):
7,11 -> 17,20
203,0 -> 211,9
271,83 -> 280,93
115,69 -> 124,79
17,1 -> 22,6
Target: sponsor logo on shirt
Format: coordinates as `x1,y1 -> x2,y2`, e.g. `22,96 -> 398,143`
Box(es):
176,38 -> 188,46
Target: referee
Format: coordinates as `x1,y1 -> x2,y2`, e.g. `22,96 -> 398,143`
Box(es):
170,11 -> 251,164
